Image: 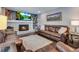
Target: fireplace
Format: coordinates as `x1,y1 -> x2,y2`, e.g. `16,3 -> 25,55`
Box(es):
19,25 -> 29,31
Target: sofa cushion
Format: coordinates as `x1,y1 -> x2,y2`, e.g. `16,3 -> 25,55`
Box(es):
45,27 -> 49,31
40,30 -> 61,37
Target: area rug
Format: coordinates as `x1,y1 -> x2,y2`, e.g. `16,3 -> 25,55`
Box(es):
20,35 -> 53,51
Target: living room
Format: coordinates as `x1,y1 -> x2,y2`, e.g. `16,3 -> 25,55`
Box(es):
0,7 -> 79,52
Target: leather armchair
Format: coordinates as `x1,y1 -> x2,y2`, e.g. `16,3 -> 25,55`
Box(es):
56,41 -> 79,52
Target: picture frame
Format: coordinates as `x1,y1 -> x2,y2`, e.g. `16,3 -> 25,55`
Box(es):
47,12 -> 62,21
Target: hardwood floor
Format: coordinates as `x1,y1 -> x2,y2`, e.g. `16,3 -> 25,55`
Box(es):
35,40 -> 58,52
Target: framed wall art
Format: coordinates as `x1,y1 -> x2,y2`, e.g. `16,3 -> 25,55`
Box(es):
47,12 -> 62,21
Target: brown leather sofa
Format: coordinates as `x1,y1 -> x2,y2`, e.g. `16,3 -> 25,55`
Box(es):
56,41 -> 79,52
38,25 -> 69,42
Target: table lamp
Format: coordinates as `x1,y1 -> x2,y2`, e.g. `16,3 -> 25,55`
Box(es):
71,20 -> 79,33
0,15 -> 7,30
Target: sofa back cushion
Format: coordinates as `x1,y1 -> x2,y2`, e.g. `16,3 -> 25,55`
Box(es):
45,25 -> 69,33
48,27 -> 55,32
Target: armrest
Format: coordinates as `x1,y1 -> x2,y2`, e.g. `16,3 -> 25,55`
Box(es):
56,41 -> 75,52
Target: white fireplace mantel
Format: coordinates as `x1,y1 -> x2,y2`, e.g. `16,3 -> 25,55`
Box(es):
7,20 -> 35,35
8,20 -> 33,23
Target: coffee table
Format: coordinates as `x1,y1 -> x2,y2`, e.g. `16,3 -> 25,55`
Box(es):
20,35 -> 53,52
15,38 -> 29,52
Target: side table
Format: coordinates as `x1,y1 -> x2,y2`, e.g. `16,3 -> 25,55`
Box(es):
15,39 -> 25,52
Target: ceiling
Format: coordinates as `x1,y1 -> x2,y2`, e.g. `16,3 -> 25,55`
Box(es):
5,7 -> 58,14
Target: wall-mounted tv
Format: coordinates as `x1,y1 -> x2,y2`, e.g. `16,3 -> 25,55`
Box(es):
16,11 -> 31,21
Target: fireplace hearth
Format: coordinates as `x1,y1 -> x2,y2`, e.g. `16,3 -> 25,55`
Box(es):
19,25 -> 29,31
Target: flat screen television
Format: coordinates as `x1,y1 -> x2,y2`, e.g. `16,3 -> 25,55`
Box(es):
16,12 -> 31,21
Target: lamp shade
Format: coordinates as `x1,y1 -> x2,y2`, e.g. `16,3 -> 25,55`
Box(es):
0,15 -> 7,30
71,20 -> 79,26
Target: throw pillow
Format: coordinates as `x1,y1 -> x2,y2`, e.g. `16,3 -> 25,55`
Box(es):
40,25 -> 45,30
58,27 -> 67,34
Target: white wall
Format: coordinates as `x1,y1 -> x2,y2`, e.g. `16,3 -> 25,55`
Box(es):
0,7 -> 6,15
38,7 -> 71,25
38,7 -> 79,32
